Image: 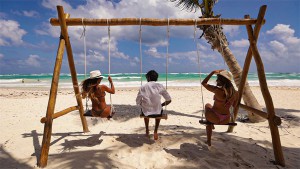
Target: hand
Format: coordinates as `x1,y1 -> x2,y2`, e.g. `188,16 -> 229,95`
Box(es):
213,69 -> 224,74
108,76 -> 113,83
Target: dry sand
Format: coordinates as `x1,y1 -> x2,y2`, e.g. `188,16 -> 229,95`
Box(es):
0,86 -> 299,168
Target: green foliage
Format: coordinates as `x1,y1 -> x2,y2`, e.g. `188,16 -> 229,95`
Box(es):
169,0 -> 219,17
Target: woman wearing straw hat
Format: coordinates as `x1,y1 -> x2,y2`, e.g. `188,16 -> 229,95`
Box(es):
80,70 -> 115,119
201,69 -> 239,145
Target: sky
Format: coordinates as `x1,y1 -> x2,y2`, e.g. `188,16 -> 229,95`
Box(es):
0,0 -> 299,75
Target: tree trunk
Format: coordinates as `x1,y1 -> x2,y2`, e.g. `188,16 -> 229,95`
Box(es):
202,25 -> 266,122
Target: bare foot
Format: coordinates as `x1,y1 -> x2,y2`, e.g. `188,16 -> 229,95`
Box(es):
154,133 -> 158,140
145,130 -> 149,138
205,140 -> 211,146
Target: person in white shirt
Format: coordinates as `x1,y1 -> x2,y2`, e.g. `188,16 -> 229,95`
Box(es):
136,70 -> 171,140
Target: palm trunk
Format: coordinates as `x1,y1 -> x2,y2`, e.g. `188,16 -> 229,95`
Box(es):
202,25 -> 265,122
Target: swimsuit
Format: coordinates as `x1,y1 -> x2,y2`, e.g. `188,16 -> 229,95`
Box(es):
91,107 -> 106,117
212,109 -> 230,123
91,86 -> 107,117
212,95 -> 231,122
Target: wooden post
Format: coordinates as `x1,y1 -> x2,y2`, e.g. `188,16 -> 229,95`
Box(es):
246,21 -> 285,167
227,5 -> 267,133
57,6 -> 89,133
38,32 -> 66,168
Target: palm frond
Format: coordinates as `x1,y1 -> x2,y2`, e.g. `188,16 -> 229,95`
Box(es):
169,0 -> 201,12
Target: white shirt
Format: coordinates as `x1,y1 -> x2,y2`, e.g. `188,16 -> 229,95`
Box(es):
136,81 -> 171,116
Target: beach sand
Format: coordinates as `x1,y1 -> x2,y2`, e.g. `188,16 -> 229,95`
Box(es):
0,86 -> 299,168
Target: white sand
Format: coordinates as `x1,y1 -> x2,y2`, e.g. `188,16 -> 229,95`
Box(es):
0,86 -> 299,168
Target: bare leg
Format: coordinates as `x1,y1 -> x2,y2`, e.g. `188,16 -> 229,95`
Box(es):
154,119 -> 160,140
206,124 -> 213,146
144,118 -> 149,137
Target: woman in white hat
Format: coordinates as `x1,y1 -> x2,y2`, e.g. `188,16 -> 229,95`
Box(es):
201,69 -> 238,146
80,70 -> 115,119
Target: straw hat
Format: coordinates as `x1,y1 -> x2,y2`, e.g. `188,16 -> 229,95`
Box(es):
89,70 -> 104,79
218,70 -> 233,82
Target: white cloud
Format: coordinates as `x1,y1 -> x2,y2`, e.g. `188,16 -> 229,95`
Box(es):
25,55 -> 41,67
0,53 -> 4,59
257,24 -> 300,65
231,39 -> 248,48
266,24 -> 294,39
145,47 -> 164,58
23,10 -> 39,18
41,0 -> 200,56
223,25 -> 240,37
0,19 -> 26,46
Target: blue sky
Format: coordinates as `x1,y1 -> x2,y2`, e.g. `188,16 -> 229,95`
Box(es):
0,0 -> 299,74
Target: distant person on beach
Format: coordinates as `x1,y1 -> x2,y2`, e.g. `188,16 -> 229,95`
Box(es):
201,69 -> 239,146
136,70 -> 171,140
80,70 -> 115,119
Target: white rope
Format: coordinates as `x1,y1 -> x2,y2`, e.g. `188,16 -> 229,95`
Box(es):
80,18 -> 89,111
194,19 -> 205,121
166,18 -> 170,90
164,18 -> 170,112
218,18 -> 227,69
139,18 -> 143,86
107,19 -> 114,114
80,18 -> 87,79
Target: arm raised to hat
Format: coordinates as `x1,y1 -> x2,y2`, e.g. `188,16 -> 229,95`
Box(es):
201,70 -> 223,93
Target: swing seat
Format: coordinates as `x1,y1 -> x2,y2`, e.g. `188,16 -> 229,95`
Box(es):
199,119 -> 237,126
84,110 -> 93,116
140,113 -> 168,120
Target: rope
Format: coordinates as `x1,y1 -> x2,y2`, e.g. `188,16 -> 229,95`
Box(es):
194,19 -> 205,121
164,18 -> 170,112
166,18 -> 170,90
107,19 -> 114,115
81,18 -> 89,111
139,18 -> 143,86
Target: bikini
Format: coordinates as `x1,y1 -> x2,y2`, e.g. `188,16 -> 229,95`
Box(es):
91,86 -> 107,117
212,95 -> 231,122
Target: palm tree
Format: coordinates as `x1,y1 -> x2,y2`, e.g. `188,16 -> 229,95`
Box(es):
170,0 -> 265,123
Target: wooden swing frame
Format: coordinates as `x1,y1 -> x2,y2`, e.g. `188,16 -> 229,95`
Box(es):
39,5 -> 285,168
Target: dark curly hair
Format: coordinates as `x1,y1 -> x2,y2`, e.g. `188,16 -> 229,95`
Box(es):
146,70 -> 158,81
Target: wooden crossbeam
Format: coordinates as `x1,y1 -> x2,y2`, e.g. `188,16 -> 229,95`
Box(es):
50,17 -> 265,26
40,106 -> 79,123
239,104 -> 281,126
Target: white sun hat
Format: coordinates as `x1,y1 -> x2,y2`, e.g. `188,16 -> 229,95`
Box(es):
89,70 -> 104,79
218,70 -> 233,81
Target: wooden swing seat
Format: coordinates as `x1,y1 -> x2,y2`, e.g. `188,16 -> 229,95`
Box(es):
199,119 -> 237,126
140,113 -> 168,120
84,110 -> 92,116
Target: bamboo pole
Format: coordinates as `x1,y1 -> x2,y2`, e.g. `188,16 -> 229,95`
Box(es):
38,21 -> 67,168
57,6 -> 89,133
50,17 -> 265,26
227,5 -> 267,133
40,106 -> 79,123
239,104 -> 281,125
246,22 -> 285,167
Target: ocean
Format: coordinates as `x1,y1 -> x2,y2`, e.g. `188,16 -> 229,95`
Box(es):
0,72 -> 299,88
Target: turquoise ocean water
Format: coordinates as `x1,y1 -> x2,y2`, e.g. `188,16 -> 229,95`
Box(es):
0,72 -> 299,88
